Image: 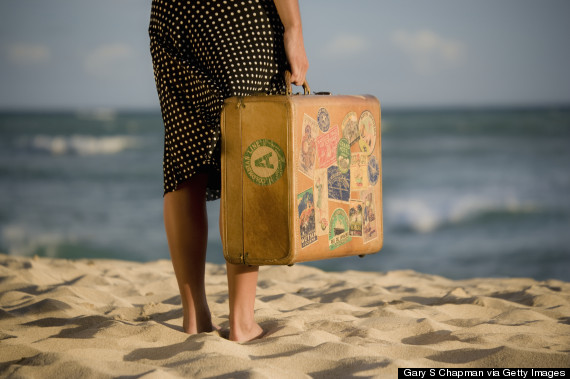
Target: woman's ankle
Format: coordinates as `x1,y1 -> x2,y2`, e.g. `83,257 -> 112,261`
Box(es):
229,319 -> 263,342
182,308 -> 214,334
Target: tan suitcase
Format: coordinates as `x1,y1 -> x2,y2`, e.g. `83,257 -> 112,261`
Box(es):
221,81 -> 382,266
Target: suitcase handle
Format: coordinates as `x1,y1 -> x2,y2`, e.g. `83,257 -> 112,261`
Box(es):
285,70 -> 311,96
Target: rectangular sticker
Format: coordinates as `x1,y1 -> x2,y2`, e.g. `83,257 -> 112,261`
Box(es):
313,168 -> 329,236
297,187 -> 318,248
350,152 -> 369,191
361,189 -> 378,243
327,165 -> 350,203
349,200 -> 363,237
298,114 -> 319,179
316,125 -> 339,169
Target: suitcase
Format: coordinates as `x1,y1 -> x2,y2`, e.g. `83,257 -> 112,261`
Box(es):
220,78 -> 382,265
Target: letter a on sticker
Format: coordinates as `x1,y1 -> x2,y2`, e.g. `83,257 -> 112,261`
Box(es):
243,138 -> 285,186
255,152 -> 274,169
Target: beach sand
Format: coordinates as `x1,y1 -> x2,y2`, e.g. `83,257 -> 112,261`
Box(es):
0,254 -> 568,378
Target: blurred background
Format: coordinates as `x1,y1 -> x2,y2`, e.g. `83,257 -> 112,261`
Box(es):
1,0 -> 569,281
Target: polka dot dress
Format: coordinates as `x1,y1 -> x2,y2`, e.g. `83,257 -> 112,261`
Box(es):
149,0 -> 288,199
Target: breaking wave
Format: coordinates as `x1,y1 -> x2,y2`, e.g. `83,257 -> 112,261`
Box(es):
27,134 -> 142,155
388,195 -> 548,234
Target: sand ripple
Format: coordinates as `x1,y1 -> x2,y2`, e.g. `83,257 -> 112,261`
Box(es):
1,254 -> 569,377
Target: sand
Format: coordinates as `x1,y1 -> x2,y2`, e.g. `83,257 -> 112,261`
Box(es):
0,254 -> 568,378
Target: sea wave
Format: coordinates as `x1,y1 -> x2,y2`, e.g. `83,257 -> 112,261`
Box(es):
388,195 -> 545,234
1,224 -> 127,260
25,134 -> 142,155
74,108 -> 117,123
1,224 -> 73,257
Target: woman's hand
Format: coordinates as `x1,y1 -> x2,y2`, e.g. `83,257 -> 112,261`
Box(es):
274,0 -> 309,86
284,26 -> 309,86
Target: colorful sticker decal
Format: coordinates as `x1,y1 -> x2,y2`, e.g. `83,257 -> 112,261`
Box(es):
297,187 -> 318,248
316,125 -> 339,169
243,138 -> 286,186
359,111 -> 376,155
329,208 -> 351,250
313,168 -> 329,236
368,155 -> 379,186
327,165 -> 350,203
317,107 -> 330,133
336,138 -> 351,174
298,114 -> 319,179
350,152 -> 369,190
349,200 -> 363,237
341,111 -> 360,146
361,189 -> 378,243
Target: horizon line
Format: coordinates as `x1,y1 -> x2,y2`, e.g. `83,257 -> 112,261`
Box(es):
1,102 -> 570,114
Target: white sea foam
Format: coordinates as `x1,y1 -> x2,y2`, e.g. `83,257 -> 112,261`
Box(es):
389,198 -> 440,233
30,135 -> 141,155
75,108 -> 117,122
449,195 -> 537,224
1,224 -> 71,257
388,195 -> 539,234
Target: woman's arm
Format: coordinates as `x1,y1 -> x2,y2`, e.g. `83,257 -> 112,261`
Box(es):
273,0 -> 309,85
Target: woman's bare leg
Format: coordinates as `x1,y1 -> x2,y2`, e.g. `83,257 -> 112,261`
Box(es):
163,173 -> 214,334
219,205 -> 263,342
226,263 -> 263,342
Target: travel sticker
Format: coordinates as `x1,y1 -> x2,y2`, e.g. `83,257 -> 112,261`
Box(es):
298,114 -> 319,179
327,165 -> 350,203
297,188 -> 318,248
243,138 -> 286,186
316,125 -> 339,169
349,200 -> 363,237
368,155 -> 379,186
317,107 -> 330,133
359,110 -> 376,155
350,152 -> 369,190
361,189 -> 378,243
341,111 -> 359,146
313,168 -> 329,236
329,208 -> 351,250
336,138 -> 351,174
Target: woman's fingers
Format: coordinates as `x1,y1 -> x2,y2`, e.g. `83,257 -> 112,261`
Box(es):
284,27 -> 309,86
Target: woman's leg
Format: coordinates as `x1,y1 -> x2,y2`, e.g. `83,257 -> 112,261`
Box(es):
226,263 -> 263,342
219,207 -> 263,342
163,173 -> 214,334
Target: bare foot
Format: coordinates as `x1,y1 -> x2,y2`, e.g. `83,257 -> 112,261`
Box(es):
182,312 -> 219,334
183,323 -> 220,334
229,322 -> 264,343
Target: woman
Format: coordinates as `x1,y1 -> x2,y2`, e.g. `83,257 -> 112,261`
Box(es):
149,0 -> 308,342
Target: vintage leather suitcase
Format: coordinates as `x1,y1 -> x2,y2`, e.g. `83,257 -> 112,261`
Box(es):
221,80 -> 382,265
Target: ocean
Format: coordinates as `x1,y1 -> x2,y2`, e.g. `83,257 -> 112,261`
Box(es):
1,107 -> 569,281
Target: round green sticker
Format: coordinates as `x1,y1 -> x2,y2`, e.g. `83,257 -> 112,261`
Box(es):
243,139 -> 286,186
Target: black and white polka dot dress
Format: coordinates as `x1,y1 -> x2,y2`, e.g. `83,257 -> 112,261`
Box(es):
149,0 -> 288,199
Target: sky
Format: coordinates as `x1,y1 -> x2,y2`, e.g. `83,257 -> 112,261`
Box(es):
1,0 -> 569,110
